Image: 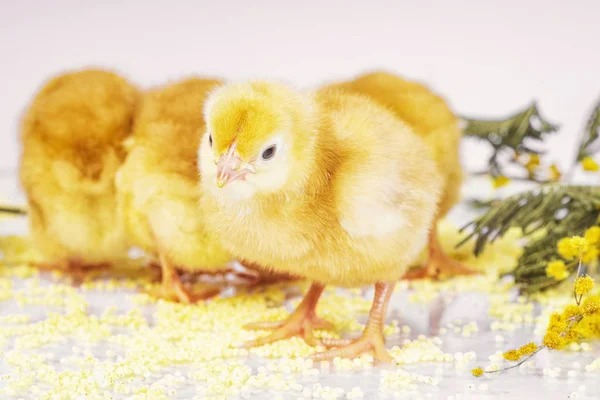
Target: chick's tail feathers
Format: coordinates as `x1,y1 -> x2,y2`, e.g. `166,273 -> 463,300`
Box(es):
52,149 -> 121,195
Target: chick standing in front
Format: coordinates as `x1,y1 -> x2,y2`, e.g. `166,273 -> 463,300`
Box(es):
198,81 -> 443,361
325,71 -> 476,279
19,69 -> 138,277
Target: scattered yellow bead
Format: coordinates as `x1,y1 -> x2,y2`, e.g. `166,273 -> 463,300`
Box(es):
0,222 -> 570,396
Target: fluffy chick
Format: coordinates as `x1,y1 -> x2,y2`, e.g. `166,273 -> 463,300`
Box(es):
324,71 -> 476,280
198,80 -> 443,361
19,69 -> 138,278
116,78 -> 263,303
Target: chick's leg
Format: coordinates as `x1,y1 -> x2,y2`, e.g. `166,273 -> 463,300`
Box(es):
145,254 -> 220,304
241,282 -> 334,348
35,259 -> 110,285
312,281 -> 395,363
403,224 -> 478,280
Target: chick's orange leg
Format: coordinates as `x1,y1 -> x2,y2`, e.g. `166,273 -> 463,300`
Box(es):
35,260 -> 110,284
312,281 -> 395,363
240,282 -> 333,348
403,224 -> 478,280
145,254 -> 220,304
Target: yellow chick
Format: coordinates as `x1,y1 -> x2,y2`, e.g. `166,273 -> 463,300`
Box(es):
324,71 -> 476,280
198,81 -> 443,361
116,77 -> 263,303
19,69 -> 138,277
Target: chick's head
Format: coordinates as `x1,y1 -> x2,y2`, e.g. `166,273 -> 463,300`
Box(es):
200,81 -> 316,202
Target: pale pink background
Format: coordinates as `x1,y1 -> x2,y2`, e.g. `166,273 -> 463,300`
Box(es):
1,0 -> 599,173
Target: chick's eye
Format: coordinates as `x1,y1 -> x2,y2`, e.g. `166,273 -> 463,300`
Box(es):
208,134 -> 213,147
261,145 -> 277,161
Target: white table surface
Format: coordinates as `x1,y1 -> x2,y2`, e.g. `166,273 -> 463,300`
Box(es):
0,172 -> 599,400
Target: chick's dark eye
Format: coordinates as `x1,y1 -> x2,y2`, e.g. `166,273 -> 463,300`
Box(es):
208,134 -> 213,147
261,145 -> 277,161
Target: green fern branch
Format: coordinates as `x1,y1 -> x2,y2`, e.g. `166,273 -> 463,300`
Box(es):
458,185 -> 600,293
575,97 -> 600,161
462,102 -> 559,179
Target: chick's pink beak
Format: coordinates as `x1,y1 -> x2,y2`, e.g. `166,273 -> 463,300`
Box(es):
215,149 -> 249,188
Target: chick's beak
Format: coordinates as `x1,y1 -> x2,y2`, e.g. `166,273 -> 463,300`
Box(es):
215,149 -> 251,188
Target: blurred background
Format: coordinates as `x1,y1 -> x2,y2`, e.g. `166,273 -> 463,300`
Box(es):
1,0 -> 599,174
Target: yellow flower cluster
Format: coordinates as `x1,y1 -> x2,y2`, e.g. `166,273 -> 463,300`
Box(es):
524,154 -> 540,173
548,164 -> 561,181
546,260 -> 568,280
547,229 -> 600,281
575,276 -> 595,296
542,331 -> 566,350
586,226 -> 600,243
557,236 -> 590,260
492,175 -> 510,189
516,153 -> 563,181
502,350 -> 520,361
582,296 -> 600,315
475,263 -> 599,377
543,277 -> 599,350
581,156 -> 599,172
501,342 -> 538,362
518,342 -> 538,356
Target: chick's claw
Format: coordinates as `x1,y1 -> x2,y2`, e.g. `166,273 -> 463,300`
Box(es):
244,316 -> 334,332
311,281 -> 397,363
403,225 -> 479,281
312,331 -> 395,364
433,256 -> 478,278
240,282 -> 333,348
146,254 -> 221,303
241,313 -> 332,348
144,280 -> 221,304
403,254 -> 478,281
320,337 -> 355,347
244,320 -> 287,330
192,261 -> 262,286
35,260 -> 110,285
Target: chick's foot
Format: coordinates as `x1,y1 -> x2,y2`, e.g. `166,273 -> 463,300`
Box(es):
145,279 -> 221,304
240,282 -> 333,348
315,330 -> 393,363
311,281 -> 396,363
35,260 -> 110,285
403,225 -> 478,280
230,261 -> 298,288
402,256 -> 477,280
144,254 -> 221,304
